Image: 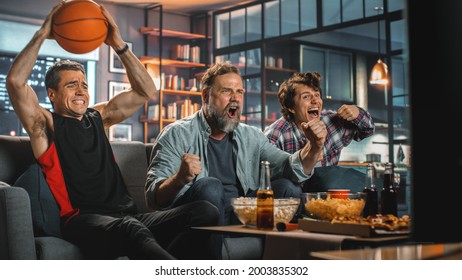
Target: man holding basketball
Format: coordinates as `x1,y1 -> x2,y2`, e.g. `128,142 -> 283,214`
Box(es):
6,2 -> 218,260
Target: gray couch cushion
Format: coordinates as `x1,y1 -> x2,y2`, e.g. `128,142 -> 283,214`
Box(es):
0,182 -> 37,259
35,236 -> 84,259
14,163 -> 61,238
111,141 -> 150,213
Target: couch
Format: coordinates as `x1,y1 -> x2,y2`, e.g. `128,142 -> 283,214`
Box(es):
0,135 -> 262,260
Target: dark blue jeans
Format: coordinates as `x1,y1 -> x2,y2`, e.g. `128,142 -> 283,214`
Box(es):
61,200 -> 219,260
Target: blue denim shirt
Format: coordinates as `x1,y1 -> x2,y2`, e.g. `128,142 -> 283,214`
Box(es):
145,109 -> 312,209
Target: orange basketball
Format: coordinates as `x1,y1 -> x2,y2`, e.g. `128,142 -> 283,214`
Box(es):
52,0 -> 108,54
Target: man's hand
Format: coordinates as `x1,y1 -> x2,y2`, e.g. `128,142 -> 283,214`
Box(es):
301,119 -> 327,149
174,154 -> 202,186
337,104 -> 359,122
40,1 -> 64,40
100,4 -> 125,51
299,119 -> 326,174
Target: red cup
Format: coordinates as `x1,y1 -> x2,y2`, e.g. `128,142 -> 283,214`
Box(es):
328,189 -> 350,199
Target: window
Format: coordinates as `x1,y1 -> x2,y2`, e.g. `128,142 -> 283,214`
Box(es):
300,45 -> 353,102
264,1 -> 280,38
215,13 -> 230,48
281,0 -> 299,35
247,5 -> 262,42
230,8 -> 246,46
300,0 -> 317,30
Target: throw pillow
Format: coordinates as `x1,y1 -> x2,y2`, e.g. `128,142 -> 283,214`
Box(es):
14,163 -> 61,237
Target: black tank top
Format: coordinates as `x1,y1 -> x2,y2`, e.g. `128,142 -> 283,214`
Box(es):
52,108 -> 136,214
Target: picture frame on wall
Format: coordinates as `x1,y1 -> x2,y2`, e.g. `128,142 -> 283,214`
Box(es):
108,81 -> 130,99
109,123 -> 132,141
109,42 -> 132,73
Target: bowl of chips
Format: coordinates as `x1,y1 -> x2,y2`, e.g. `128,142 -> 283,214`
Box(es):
303,192 -> 366,221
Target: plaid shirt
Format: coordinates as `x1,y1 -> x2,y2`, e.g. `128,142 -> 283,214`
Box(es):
264,107 -> 375,166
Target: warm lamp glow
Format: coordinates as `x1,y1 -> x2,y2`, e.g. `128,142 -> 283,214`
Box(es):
369,7 -> 389,86
370,59 -> 388,85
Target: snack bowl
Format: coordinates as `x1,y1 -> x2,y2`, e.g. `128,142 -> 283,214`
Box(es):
231,197 -> 300,226
303,192 -> 366,221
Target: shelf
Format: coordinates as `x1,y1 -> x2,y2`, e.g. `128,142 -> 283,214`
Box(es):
139,115 -> 158,123
141,57 -> 205,68
140,7 -> 209,143
161,89 -> 202,96
140,27 -> 210,39
163,119 -> 177,124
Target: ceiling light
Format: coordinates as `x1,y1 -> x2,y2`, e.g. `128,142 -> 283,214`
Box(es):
370,7 -> 388,85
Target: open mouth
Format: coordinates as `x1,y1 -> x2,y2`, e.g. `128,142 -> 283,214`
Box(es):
308,107 -> 319,118
227,103 -> 240,119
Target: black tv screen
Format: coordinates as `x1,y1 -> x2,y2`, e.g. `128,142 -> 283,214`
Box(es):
0,54 -> 88,136
407,0 -> 462,243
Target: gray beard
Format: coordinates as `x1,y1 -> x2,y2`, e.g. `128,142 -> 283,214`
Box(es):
206,102 -> 240,133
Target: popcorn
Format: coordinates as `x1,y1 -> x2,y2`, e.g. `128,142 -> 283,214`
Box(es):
231,197 -> 300,225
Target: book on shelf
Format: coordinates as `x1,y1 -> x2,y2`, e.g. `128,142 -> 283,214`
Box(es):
166,102 -> 177,120
162,73 -> 185,91
147,104 -> 165,120
175,98 -> 200,119
170,44 -> 190,61
190,46 -> 200,63
170,44 -> 200,63
160,73 -> 165,90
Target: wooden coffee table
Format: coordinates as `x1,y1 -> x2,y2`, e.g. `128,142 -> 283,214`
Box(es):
193,225 -> 410,259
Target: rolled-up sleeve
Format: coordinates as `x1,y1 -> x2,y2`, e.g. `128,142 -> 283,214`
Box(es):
145,126 -> 190,209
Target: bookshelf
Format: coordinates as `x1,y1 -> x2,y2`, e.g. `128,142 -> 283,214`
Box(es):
140,5 -> 210,143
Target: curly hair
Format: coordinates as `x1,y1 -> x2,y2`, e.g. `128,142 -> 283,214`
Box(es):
278,72 -> 322,121
45,60 -> 86,90
200,61 -> 241,97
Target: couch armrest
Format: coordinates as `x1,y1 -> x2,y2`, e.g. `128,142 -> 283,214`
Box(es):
0,182 -> 37,259
35,236 -> 84,260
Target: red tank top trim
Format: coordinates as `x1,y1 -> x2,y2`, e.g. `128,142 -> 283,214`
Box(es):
37,141 -> 80,220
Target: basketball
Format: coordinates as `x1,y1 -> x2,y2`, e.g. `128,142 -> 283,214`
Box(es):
52,0 -> 108,54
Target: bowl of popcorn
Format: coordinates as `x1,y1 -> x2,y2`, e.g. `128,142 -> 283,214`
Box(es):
231,197 -> 300,226
303,192 -> 366,221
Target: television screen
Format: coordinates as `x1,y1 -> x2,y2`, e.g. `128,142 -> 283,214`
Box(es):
407,0 -> 462,243
0,54 -> 91,136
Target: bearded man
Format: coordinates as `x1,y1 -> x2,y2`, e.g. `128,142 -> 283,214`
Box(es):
145,62 -> 326,258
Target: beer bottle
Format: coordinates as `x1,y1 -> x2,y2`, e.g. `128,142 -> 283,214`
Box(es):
257,161 -> 274,230
381,162 -> 398,216
363,163 -> 378,217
